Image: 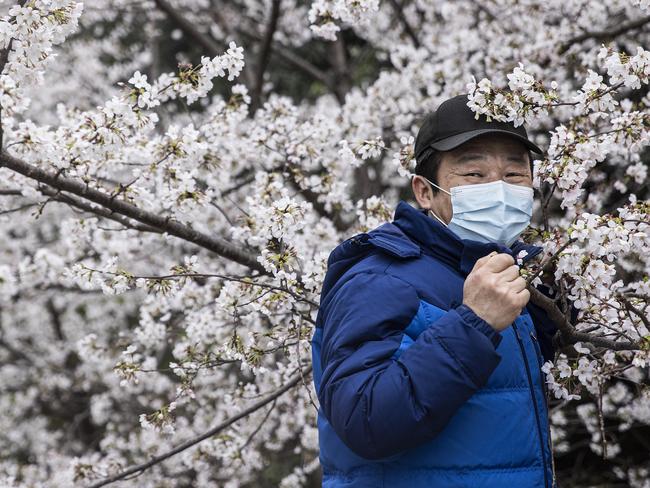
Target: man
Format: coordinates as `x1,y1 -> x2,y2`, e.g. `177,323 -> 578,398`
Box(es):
311,94 -> 559,488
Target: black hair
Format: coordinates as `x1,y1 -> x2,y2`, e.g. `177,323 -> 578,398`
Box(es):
415,149 -> 444,193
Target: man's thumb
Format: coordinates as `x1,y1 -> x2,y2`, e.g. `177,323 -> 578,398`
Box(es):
473,251 -> 498,271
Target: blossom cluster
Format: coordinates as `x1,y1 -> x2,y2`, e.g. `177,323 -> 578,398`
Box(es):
0,1 -> 83,116
541,344 -> 618,401
308,0 -> 380,40
598,45 -> 650,90
466,64 -> 559,127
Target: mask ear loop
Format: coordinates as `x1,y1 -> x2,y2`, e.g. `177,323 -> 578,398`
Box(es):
411,173 -> 451,227
428,208 -> 448,227
422,176 -> 451,196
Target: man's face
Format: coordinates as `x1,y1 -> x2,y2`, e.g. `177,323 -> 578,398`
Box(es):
412,133 -> 533,224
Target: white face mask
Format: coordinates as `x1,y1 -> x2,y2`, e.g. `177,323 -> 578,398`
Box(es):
422,177 -> 534,247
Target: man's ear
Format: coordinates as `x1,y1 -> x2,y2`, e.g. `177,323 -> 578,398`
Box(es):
411,175 -> 434,209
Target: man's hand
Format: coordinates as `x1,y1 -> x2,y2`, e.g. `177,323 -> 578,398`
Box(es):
462,251 -> 530,331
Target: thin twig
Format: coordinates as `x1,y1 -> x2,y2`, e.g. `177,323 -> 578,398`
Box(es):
82,267 -> 319,308
0,202 -> 38,216
619,295 -> 650,331
597,378 -> 608,459
85,367 -> 311,488
525,238 -> 577,285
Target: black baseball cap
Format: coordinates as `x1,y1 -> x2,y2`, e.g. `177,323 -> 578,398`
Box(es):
414,93 -> 544,165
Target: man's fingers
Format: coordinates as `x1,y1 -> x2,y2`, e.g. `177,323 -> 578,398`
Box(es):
497,264 -> 521,282
514,286 -> 531,304
509,277 -> 528,293
482,253 -> 515,273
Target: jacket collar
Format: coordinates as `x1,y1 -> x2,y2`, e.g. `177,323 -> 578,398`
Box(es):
392,200 -> 542,276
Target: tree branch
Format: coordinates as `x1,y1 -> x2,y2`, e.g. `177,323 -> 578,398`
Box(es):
331,35 -> 352,103
0,185 -> 161,232
235,27 -> 341,99
0,152 -> 265,273
282,168 -> 349,232
208,0 -> 257,90
525,238 -> 576,286
558,14 -> 650,54
387,0 -> 421,47
153,0 -> 222,57
39,186 -> 163,233
0,0 -> 29,153
86,366 -> 311,487
250,0 -> 281,113
45,297 -> 65,341
0,0 -> 27,73
0,305 -> 32,364
528,285 -> 641,351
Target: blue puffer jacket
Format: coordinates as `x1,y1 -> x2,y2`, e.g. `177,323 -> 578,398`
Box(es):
311,200 -> 559,488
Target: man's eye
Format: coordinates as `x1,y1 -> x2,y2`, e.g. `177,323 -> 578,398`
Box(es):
464,173 -> 483,177
507,173 -> 526,177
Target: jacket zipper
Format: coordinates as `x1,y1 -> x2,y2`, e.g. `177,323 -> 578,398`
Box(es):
530,330 -> 557,488
512,322 -> 550,488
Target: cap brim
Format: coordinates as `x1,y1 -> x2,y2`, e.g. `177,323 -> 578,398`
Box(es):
430,129 -> 544,154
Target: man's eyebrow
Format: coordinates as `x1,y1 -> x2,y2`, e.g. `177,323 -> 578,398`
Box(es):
455,152 -> 529,162
507,154 -> 530,164
456,153 -> 484,161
